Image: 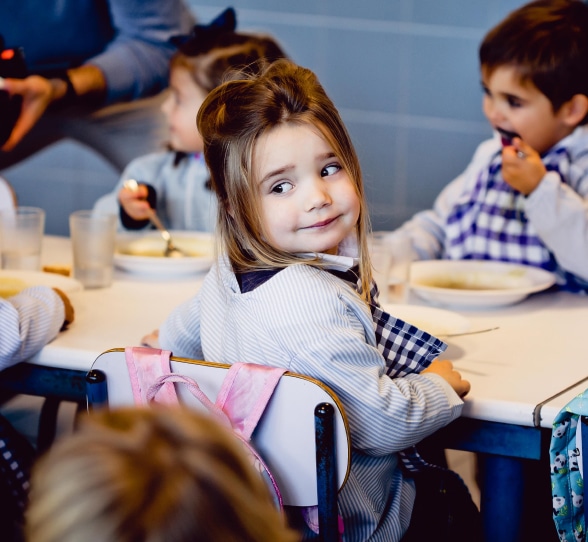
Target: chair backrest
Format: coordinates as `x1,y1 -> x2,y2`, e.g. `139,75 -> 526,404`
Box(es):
87,348 -> 351,508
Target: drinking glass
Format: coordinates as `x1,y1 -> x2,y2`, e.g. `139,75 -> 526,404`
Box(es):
0,206 -> 45,270
69,210 -> 117,288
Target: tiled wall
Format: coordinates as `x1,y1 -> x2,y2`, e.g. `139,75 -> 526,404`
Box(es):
2,0 -> 524,235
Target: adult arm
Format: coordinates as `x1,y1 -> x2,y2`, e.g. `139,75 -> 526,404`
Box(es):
1,0 -> 194,151
88,0 -> 195,103
0,66 -> 106,151
0,287 -> 65,370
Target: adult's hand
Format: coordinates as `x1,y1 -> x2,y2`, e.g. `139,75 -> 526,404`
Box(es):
0,65 -> 106,151
0,75 -> 56,151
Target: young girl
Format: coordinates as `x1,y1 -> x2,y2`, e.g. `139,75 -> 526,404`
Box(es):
93,8 -> 286,232
157,59 -> 470,542
25,406 -> 298,542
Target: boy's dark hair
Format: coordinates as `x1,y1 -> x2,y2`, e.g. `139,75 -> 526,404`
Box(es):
480,0 -> 588,123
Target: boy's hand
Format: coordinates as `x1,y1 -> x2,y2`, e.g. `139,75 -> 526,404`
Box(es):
52,287 -> 75,330
118,183 -> 152,220
501,137 -> 546,196
422,359 -> 470,398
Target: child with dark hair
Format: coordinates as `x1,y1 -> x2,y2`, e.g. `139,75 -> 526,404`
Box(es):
395,0 -> 588,293
94,8 -> 287,232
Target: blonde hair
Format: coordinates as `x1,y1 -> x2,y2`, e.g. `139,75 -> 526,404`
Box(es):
26,407 -> 298,542
197,59 -> 373,300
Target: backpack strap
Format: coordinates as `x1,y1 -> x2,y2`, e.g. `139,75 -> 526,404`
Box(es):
125,347 -> 178,406
141,355 -> 287,510
127,348 -> 287,440
215,362 -> 286,440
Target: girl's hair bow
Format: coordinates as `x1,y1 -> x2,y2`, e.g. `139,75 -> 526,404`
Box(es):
170,7 -> 237,56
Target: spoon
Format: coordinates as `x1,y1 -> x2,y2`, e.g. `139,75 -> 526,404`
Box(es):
122,179 -> 186,258
437,326 -> 500,338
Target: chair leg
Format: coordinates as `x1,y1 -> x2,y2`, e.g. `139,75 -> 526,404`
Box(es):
86,370 -> 108,410
315,402 -> 338,542
37,397 -> 60,454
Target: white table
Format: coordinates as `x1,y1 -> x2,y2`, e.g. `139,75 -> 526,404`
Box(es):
410,291 -> 588,542
4,235 -> 588,541
35,235 -> 204,369
437,291 -> 588,429
0,236 -> 207,449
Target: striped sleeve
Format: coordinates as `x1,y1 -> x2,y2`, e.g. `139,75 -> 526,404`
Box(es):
0,286 -> 65,370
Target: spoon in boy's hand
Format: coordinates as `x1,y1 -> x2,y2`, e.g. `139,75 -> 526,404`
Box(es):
122,179 -> 187,258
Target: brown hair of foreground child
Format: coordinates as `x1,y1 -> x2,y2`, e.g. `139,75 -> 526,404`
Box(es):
25,406 -> 298,542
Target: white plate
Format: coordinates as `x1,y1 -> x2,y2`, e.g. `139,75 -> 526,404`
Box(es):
0,270 -> 82,298
409,260 -> 556,308
114,231 -> 215,276
381,303 -> 471,336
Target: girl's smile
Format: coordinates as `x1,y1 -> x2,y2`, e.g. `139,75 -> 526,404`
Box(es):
304,216 -> 341,229
254,123 -> 360,255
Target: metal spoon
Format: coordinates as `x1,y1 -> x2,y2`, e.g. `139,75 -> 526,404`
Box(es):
122,179 -> 186,258
437,326 -> 500,338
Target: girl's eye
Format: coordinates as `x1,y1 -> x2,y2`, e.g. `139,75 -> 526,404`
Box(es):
271,181 -> 293,194
321,164 -> 341,177
481,84 -> 490,97
507,96 -> 522,108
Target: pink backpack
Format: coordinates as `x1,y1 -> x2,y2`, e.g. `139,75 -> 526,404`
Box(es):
125,346 -> 286,508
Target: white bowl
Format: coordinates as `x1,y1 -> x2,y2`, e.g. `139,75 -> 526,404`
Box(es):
409,260 -> 556,308
114,231 -> 215,276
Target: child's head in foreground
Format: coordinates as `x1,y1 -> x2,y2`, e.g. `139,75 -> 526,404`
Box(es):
479,0 -> 588,154
197,58 -> 373,298
25,406 -> 297,542
163,7 -> 287,154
